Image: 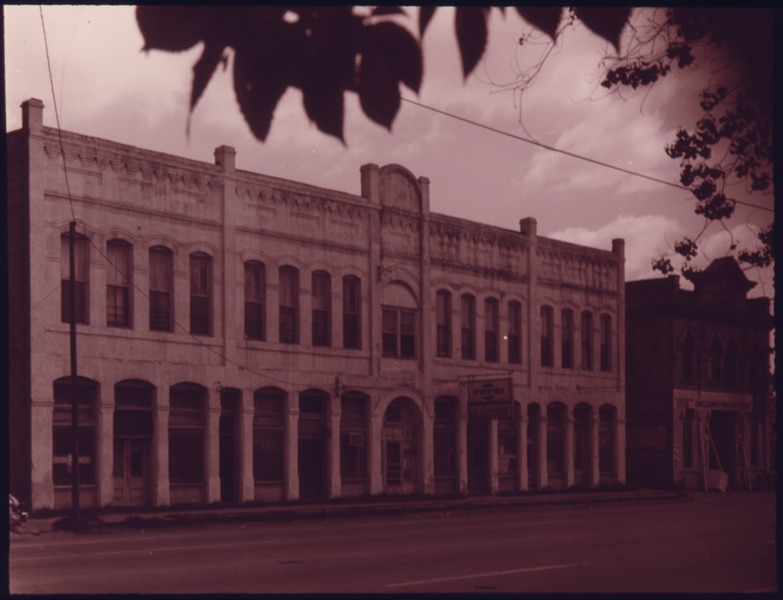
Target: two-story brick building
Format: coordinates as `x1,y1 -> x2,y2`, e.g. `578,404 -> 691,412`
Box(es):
8,98 -> 626,510
626,259 -> 773,490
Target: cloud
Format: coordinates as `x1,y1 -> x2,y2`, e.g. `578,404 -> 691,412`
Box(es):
547,214 -> 685,281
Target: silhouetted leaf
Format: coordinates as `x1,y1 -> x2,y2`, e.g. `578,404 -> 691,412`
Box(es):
358,43 -> 401,129
233,42 -> 290,141
455,7 -> 489,78
372,6 -> 405,17
303,81 -> 345,142
136,6 -> 204,52
575,7 -> 630,52
419,7 -> 437,37
515,7 -> 563,40
364,22 -> 422,93
190,42 -> 226,111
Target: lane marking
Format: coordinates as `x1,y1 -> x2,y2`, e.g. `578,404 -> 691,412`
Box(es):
385,562 -> 590,588
11,538 -> 280,562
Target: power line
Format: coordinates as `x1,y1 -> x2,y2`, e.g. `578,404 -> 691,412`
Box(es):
39,6 -> 76,223
401,97 -> 774,213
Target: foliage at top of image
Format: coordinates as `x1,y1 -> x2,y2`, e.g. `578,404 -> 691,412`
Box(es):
136,6 -> 773,277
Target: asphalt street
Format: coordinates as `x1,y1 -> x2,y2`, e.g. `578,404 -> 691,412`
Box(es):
9,492 -> 778,593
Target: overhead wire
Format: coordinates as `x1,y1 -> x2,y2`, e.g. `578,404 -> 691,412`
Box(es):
400,97 -> 774,213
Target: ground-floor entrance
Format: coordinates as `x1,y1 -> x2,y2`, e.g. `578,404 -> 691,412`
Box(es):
467,420 -> 490,494
113,437 -> 148,506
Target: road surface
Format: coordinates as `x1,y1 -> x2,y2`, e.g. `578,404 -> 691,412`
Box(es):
9,492 -> 777,593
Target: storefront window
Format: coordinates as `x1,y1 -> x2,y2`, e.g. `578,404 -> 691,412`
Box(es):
253,387 -> 286,482
341,393 -> 368,481
434,397 -> 457,478
169,383 -> 206,484
546,404 -> 565,476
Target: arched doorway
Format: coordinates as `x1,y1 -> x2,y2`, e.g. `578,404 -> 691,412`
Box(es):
599,405 -> 617,484
382,397 -> 423,494
434,396 -> 459,495
113,379 -> 155,506
527,403 -> 541,490
298,389 -> 329,500
573,404 -> 592,487
220,388 -> 241,503
547,403 -> 567,489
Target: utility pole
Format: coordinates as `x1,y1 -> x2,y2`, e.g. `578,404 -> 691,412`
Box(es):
69,220 -> 80,521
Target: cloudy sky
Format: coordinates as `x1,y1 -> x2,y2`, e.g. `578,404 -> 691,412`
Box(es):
4,6 -> 774,296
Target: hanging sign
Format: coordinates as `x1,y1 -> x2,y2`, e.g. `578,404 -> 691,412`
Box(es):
468,378 -> 513,419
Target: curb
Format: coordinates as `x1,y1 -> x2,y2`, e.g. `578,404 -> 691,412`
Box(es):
14,490 -> 689,535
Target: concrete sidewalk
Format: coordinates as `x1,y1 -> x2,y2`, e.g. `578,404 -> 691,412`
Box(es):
11,488 -> 689,536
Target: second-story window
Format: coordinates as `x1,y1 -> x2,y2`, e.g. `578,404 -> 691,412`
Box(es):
189,253 -> 211,336
682,334 -> 696,381
484,298 -> 499,362
343,276 -> 361,349
149,246 -> 173,332
508,301 -> 522,364
279,266 -> 299,344
436,290 -> 452,358
60,231 -> 90,324
106,239 -> 132,328
382,307 -> 416,358
581,311 -> 594,370
600,314 -> 612,372
724,340 -> 738,385
312,270 -> 331,347
461,294 -> 476,360
540,305 -> 554,367
709,339 -> 722,383
244,261 -> 265,340
561,308 -> 574,369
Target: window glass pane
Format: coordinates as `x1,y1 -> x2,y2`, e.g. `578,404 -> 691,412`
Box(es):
343,277 -> 361,349
149,247 -> 173,292
253,429 -> 284,481
169,429 -> 204,483
106,240 -> 131,287
244,262 -> 265,302
190,254 -> 210,296
508,301 -> 522,364
382,309 -> 397,356
581,311 -> 593,370
562,309 -> 573,369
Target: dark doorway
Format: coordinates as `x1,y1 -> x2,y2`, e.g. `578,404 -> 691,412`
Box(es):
220,389 -> 240,503
298,390 -> 328,501
709,411 -> 737,485
573,405 -> 591,487
467,420 -> 489,494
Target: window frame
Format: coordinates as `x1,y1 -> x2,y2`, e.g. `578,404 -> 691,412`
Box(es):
311,270 -> 331,347
279,266 -> 300,344
461,294 -> 476,360
540,305 -> 554,367
581,311 -> 594,371
484,297 -> 499,363
60,232 -> 90,325
189,252 -> 212,336
149,246 -> 174,332
106,239 -> 132,328
382,306 -> 417,359
342,275 -> 362,349
561,308 -> 574,369
244,261 -> 266,341
507,300 -> 522,364
435,290 -> 452,358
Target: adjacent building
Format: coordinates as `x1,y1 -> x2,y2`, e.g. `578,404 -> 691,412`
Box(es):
626,259 -> 774,490
8,98 -> 626,511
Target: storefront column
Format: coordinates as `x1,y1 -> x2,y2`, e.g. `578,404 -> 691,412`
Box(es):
590,409 -> 600,487
97,393 -> 114,507
368,404 -> 383,495
328,404 -> 342,499
489,418 -> 499,495
154,404 -> 170,506
616,416 -> 627,484
518,414 -> 528,491
422,409 -> 435,495
239,391 -> 254,502
537,415 -> 548,489
205,400 -> 221,503
286,407 -> 300,501
565,409 -> 575,488
458,407 -> 468,495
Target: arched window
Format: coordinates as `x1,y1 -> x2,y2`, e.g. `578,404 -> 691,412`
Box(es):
60,231 -> 90,324
343,276 -> 361,349
149,246 -> 174,332
600,314 -> 612,372
561,308 -> 574,369
507,301 -> 522,364
341,392 -> 368,481
682,334 -> 696,381
484,298 -> 499,363
169,383 -> 206,484
189,253 -> 212,336
461,294 -> 476,360
540,306 -> 554,367
106,239 -> 132,328
279,266 -> 300,344
581,311 -> 594,370
724,340 -> 738,385
435,290 -> 452,358
311,270 -> 331,347
709,339 -> 722,383
253,387 -> 286,482
53,377 -> 98,486
244,261 -> 265,340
